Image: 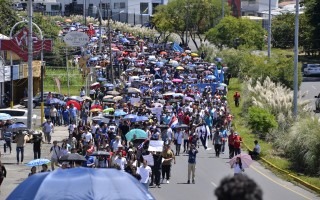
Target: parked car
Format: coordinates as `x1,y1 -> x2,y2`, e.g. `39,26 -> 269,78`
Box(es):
0,108 -> 37,127
20,92 -> 64,108
12,3 -> 23,11
303,63 -> 320,76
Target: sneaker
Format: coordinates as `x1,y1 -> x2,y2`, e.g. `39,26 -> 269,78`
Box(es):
157,185 -> 161,188
166,180 -> 170,184
206,148 -> 212,151
187,180 -> 190,184
161,179 -> 164,184
192,180 -> 195,184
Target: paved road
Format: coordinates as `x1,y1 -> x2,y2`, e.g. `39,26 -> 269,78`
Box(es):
149,142 -> 319,200
300,76 -> 320,111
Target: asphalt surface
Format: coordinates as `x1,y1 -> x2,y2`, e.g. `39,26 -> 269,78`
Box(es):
300,76 -> 320,111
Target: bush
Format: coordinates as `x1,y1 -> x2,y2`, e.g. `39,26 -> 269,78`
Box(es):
282,116 -> 320,176
248,106 -> 278,139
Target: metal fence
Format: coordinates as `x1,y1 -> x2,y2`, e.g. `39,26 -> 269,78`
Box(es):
42,11 -> 151,25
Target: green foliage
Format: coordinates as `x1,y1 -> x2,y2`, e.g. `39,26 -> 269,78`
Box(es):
0,0 -> 19,35
32,13 -> 60,40
248,106 -> 278,138
216,49 -> 302,89
271,13 -> 311,49
304,0 -> 320,52
152,0 -> 226,49
206,16 -> 266,49
282,116 -> 320,175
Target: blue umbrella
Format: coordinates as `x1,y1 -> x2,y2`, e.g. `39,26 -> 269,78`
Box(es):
26,159 -> 50,167
103,83 -> 114,88
97,77 -> 107,82
47,98 -> 61,105
89,57 -> 99,61
205,75 -> 216,80
8,123 -> 28,131
0,113 -> 12,121
124,114 -> 137,120
7,168 -> 155,200
135,116 -> 149,122
114,109 -> 127,117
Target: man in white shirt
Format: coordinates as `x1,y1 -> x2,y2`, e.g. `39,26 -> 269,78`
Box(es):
42,119 -> 54,144
138,159 -> 152,190
174,129 -> 184,156
114,151 -> 127,171
82,128 -> 93,145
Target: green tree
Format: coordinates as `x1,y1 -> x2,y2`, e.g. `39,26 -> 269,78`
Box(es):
304,0 -> 320,54
271,13 -> 311,49
206,16 -> 265,49
153,0 -> 227,49
0,0 -> 19,35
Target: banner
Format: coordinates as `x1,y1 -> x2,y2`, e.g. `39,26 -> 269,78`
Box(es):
148,140 -> 164,152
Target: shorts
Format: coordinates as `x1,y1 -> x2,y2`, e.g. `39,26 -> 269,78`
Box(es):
51,158 -> 59,163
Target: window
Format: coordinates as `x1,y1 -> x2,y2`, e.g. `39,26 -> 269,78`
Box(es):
101,3 -> 110,10
0,110 -> 25,117
114,2 -> 125,9
152,3 -> 159,14
140,3 -> 148,14
51,4 -> 60,11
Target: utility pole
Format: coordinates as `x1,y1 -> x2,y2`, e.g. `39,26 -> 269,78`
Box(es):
83,0 -> 87,25
27,0 -> 33,129
293,0 -> 300,118
98,0 -> 103,54
66,48 -> 70,96
108,9 -> 113,84
267,0 -> 272,58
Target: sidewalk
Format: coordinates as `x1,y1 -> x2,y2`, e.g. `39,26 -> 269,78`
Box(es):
0,126 -> 68,198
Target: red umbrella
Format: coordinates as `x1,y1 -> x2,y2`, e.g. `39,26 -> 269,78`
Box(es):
91,104 -> 103,110
160,51 -> 167,55
66,100 -> 81,110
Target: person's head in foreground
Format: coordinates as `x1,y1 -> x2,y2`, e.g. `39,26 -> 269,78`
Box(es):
215,175 -> 263,200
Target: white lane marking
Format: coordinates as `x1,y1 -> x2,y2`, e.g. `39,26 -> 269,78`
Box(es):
312,85 -> 317,90
251,165 -> 313,200
211,181 -> 217,187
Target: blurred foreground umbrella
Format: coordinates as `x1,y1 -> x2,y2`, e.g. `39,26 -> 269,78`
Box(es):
7,168 -> 155,200
26,158 -> 50,167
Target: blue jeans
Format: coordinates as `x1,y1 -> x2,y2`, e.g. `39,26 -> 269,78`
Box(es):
16,147 -> 24,163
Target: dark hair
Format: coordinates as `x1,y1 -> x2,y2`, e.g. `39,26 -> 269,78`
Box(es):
215,175 -> 263,200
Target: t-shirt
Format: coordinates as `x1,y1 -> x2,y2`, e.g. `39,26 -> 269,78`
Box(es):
162,150 -> 174,166
138,165 -> 151,183
114,157 -> 127,171
234,135 -> 242,149
188,149 -> 198,164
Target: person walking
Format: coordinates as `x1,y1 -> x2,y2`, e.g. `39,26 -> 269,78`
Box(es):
233,91 -> 240,107
174,128 -> 183,156
49,141 -> 61,171
3,131 -> 12,154
232,157 -> 244,176
213,127 -> 223,157
42,119 -> 54,144
15,131 -> 28,164
161,145 -> 175,184
33,132 -> 43,159
0,161 -> 7,191
152,152 -> 162,188
228,130 -> 235,159
187,144 -> 198,184
138,159 -> 152,191
234,133 -> 242,156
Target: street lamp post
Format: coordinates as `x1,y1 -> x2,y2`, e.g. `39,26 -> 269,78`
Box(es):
267,0 -> 272,58
27,0 -> 33,129
108,9 -> 113,84
293,0 -> 300,118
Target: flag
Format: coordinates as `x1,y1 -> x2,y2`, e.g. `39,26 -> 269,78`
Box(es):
172,43 -> 183,53
169,115 -> 178,128
138,139 -> 148,150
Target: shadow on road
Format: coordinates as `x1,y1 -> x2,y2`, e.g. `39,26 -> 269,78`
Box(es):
302,76 -> 320,82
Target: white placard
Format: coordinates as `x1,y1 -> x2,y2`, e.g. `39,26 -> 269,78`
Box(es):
148,140 -> 164,152
143,154 -> 154,166
64,32 -> 89,47
130,97 -> 140,105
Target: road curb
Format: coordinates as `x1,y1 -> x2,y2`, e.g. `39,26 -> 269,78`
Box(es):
243,142 -> 320,194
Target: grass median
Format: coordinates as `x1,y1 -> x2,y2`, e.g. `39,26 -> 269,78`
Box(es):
227,78 -> 320,193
